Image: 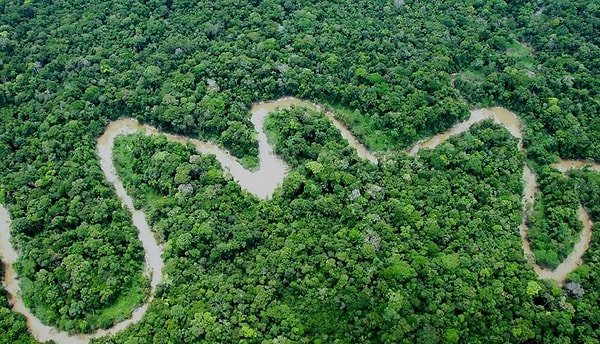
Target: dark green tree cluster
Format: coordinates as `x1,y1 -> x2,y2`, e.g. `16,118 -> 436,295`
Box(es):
527,166 -> 582,268
455,0 -> 600,162
2,151 -> 149,333
264,106 -> 358,167
563,170 -> 600,338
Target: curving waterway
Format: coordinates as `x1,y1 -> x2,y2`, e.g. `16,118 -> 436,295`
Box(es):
406,107 -> 599,285
0,98 -> 598,343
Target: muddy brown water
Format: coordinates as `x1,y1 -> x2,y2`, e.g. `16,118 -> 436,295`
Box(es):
407,107 -> 598,285
0,98 -> 597,342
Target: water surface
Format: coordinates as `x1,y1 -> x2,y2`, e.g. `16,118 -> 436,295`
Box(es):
1,99 -> 597,342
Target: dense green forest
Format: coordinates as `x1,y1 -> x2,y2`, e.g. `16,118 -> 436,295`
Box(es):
527,166 -> 582,269
1,0 -> 599,342
106,110 -> 536,343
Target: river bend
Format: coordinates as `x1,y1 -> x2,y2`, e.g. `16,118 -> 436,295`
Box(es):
0,98 -> 598,343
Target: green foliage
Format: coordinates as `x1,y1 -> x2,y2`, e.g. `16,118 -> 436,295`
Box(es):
527,166 -> 582,268
1,0 -> 599,341
526,281 -> 542,296
265,106 -> 355,168
0,264 -> 36,343
91,119 -> 576,343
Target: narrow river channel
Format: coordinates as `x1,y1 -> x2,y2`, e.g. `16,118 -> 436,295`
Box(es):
0,98 -> 598,343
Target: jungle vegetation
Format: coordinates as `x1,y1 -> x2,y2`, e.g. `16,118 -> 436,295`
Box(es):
1,0 -> 600,342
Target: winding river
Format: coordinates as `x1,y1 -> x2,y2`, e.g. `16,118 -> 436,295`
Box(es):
0,98 -> 598,343
405,107 -> 599,284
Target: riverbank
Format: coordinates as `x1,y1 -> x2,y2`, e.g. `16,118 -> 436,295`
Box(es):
0,98 -> 597,342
